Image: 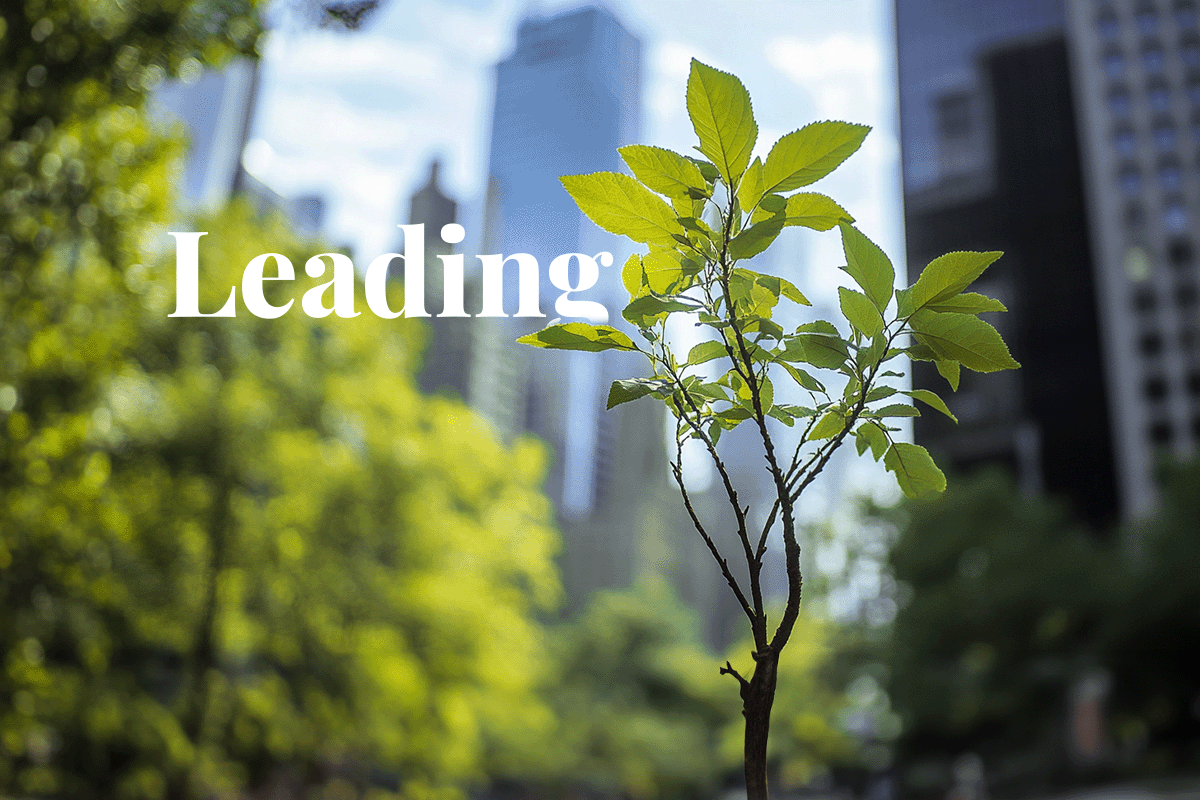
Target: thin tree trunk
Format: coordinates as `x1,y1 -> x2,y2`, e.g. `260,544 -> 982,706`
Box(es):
742,649 -> 779,800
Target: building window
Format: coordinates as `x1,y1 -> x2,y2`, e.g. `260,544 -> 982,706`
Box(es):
1137,1 -> 1160,34
1147,76 -> 1172,111
1159,155 -> 1183,191
1134,285 -> 1158,311
1192,417 -> 1200,441
1177,0 -> 1199,28
1109,84 -> 1133,116
1183,326 -> 1198,351
1188,371 -> 1200,396
1149,420 -> 1174,445
1126,245 -> 1153,280
1168,237 -> 1195,267
1152,116 -> 1178,150
1127,200 -> 1147,228
1177,281 -> 1198,305
937,92 -> 974,139
1145,376 -> 1169,401
1114,123 -> 1138,155
1103,46 -> 1126,79
1183,32 -> 1200,68
1120,162 -> 1144,195
1188,71 -> 1200,105
1098,8 -> 1121,40
1140,331 -> 1165,355
1164,198 -> 1189,232
1142,39 -> 1167,72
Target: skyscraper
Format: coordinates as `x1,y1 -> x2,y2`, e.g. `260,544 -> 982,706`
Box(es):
1064,0 -> 1200,518
895,1 -> 1128,525
466,5 -> 739,644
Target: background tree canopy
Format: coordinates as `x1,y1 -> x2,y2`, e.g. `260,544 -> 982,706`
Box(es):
1,3 -> 563,797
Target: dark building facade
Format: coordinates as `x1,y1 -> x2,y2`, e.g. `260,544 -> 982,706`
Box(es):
896,1 -> 1120,525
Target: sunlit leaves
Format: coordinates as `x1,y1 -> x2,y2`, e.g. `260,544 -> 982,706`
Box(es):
909,310 -> 1020,373
884,442 -> 947,499
560,172 -> 684,246
518,322 -> 638,353
935,359 -> 961,391
619,144 -> 710,201
686,59 -> 757,187
906,389 -> 957,422
901,251 -> 1002,317
751,192 -> 854,232
760,121 -> 870,195
607,377 -> 672,409
838,287 -> 883,338
839,222 -> 894,312
728,215 -> 784,261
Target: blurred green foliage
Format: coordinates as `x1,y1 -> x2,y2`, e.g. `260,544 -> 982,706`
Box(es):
0,2 -> 878,798
883,466 -> 1200,797
511,581 -> 862,800
1,3 -> 561,797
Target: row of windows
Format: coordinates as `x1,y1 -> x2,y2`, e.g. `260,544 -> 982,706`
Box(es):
1147,416 -> 1200,446
1124,197 -> 1193,231
1108,77 -> 1200,118
1115,122 -> 1200,157
1098,1 -> 1199,41
1132,276 -> 1199,312
1142,371 -> 1200,400
1116,152 -> 1200,194
1140,324 -> 1200,355
1103,36 -> 1200,79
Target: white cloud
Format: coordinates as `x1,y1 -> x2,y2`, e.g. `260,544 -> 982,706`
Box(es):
765,33 -> 885,126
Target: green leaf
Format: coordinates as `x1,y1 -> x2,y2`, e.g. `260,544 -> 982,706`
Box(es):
904,251 -> 1003,316
935,359 -> 960,391
686,156 -> 720,183
910,310 -> 1020,373
760,121 -> 871,193
518,322 -> 638,353
618,144 -> 710,200
687,340 -> 727,365
865,386 -> 897,402
607,377 -> 671,409
759,192 -> 854,231
767,406 -> 796,426
729,215 -> 784,261
809,410 -> 845,440
905,389 -> 958,422
561,172 -> 684,246
926,292 -> 1008,315
777,361 -> 825,392
778,276 -> 810,306
642,248 -> 691,294
715,406 -> 752,429
621,253 -> 644,299
686,59 -> 757,186
884,442 -> 946,499
729,268 -> 780,319
623,294 -> 695,327
855,422 -> 889,461
868,403 -> 920,418
780,332 -> 848,370
738,156 -> 766,211
839,222 -> 894,312
838,286 -> 884,338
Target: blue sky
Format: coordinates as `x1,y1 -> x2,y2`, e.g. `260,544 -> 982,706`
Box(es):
247,0 -> 904,310
243,0 -> 909,612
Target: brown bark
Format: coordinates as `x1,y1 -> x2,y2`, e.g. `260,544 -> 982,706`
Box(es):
742,648 -> 779,800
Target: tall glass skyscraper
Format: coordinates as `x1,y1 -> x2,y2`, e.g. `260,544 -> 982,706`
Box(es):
472,5 -> 642,520
468,7 -> 740,645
